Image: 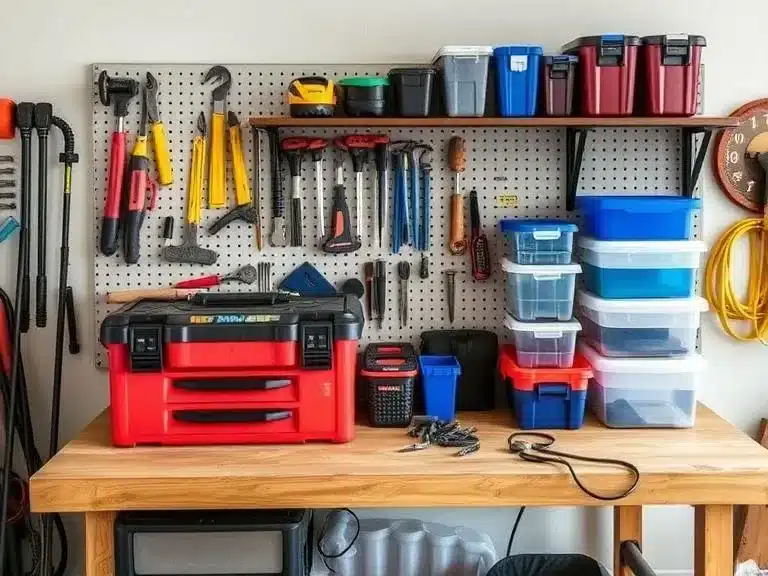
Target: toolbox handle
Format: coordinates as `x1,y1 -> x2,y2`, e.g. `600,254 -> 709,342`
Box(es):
172,409 -> 292,424
536,383 -> 570,400
173,378 -> 292,392
661,35 -> 692,66
191,292 -> 290,306
598,34 -> 626,67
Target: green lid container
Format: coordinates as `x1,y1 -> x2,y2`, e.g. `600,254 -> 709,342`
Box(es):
339,76 -> 390,87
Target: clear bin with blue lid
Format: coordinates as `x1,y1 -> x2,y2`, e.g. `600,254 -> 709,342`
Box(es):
504,315 -> 581,368
433,46 -> 493,117
501,259 -> 581,321
580,342 -> 705,428
577,195 -> 702,241
500,219 -> 578,264
418,355 -> 462,421
577,237 -> 705,299
576,290 -> 708,357
493,45 -> 543,117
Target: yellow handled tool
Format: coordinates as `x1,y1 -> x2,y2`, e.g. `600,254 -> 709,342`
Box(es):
203,66 -> 231,208
145,72 -> 173,186
190,119 -> 205,224
228,111 -> 251,206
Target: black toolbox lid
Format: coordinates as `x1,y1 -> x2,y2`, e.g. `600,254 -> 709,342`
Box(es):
563,34 -> 642,52
100,293 -> 364,345
642,34 -> 706,46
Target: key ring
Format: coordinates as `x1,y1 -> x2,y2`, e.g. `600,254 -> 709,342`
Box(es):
507,432 -> 640,501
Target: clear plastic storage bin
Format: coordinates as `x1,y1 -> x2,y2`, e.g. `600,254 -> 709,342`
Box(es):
433,46 -> 493,117
577,237 -> 706,299
580,342 -> 705,428
576,291 -> 708,357
500,219 -> 578,264
504,315 -> 581,368
502,260 -> 581,321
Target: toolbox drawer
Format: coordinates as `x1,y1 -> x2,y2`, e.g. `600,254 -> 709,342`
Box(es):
165,374 -> 298,404
166,405 -> 299,440
165,341 -> 297,370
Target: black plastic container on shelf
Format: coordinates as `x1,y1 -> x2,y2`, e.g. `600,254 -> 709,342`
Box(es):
338,77 -> 389,117
388,67 -> 436,117
541,55 -> 577,116
360,343 -> 418,427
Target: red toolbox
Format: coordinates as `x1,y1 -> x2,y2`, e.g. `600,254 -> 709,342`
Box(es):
640,35 -> 705,116
563,35 -> 640,116
99,293 -> 364,447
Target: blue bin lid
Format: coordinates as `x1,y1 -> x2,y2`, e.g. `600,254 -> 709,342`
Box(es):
493,45 -> 544,56
576,195 -> 702,213
499,218 -> 578,233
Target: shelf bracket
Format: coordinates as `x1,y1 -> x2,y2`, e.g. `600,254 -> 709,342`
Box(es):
681,127 -> 714,198
566,127 -> 590,211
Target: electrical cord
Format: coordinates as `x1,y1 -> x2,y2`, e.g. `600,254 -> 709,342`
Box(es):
508,432 -> 639,502
705,214 -> 768,342
316,508 -> 360,574
505,507 -> 525,557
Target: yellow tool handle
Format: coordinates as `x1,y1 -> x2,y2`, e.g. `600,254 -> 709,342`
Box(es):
131,135 -> 148,158
208,112 -> 226,208
107,288 -> 203,304
188,135 -> 205,225
151,121 -> 173,186
228,123 -> 251,205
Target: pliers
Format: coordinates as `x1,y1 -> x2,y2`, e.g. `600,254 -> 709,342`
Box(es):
144,72 -> 173,186
175,264 -> 258,289
203,65 -> 232,208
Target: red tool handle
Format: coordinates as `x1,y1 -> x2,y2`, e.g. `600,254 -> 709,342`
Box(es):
100,131 -> 127,255
123,155 -> 156,264
176,275 -> 222,289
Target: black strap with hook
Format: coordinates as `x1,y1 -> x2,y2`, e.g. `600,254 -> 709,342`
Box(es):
507,432 -> 639,501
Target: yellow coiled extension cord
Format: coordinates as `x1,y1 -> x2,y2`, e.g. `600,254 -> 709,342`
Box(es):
705,214 -> 768,342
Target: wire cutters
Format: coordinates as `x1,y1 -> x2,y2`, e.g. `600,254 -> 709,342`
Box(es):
175,264 -> 258,288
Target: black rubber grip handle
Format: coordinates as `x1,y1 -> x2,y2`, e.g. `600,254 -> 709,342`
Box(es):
65,286 -> 80,355
20,274 -> 29,333
100,217 -> 120,256
291,198 -> 302,247
122,210 -> 144,264
172,409 -> 292,424
191,292 -> 290,306
35,274 -> 46,328
173,378 -> 291,392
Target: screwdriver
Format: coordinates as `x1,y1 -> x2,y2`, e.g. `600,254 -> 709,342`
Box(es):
448,136 -> 467,255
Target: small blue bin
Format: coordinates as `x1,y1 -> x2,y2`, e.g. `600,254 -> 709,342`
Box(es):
500,219 -> 578,264
577,196 -> 702,241
494,45 -> 543,117
418,355 -> 461,421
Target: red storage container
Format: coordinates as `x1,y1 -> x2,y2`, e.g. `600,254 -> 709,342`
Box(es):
542,55 -> 577,116
641,35 -> 705,116
99,294 -> 364,447
563,35 -> 641,116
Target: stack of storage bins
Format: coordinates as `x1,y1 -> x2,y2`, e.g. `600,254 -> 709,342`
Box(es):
575,196 -> 707,428
499,220 -> 591,430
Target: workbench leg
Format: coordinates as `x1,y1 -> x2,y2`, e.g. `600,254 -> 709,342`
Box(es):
614,505 -> 642,576
695,505 -> 733,576
85,511 -> 116,576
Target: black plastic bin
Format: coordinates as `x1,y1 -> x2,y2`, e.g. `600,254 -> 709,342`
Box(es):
389,67 -> 436,117
488,555 -> 609,576
541,55 -> 577,116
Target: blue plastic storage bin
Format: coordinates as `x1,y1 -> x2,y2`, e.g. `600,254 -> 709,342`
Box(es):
493,45 -> 543,117
578,237 -> 705,299
502,259 -> 581,320
418,355 -> 461,421
500,219 -> 578,264
577,196 -> 702,241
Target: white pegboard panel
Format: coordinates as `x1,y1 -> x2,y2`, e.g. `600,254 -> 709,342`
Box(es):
91,63 -> 702,367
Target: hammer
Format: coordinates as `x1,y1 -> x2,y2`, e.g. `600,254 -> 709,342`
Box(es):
97,71 -> 139,257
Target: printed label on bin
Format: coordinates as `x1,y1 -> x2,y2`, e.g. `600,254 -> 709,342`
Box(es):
509,56 -> 528,72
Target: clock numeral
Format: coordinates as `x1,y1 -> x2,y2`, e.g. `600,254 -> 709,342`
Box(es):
732,171 -> 743,183
734,133 -> 745,144
728,151 -> 740,164
748,180 -> 756,193
752,116 -> 758,130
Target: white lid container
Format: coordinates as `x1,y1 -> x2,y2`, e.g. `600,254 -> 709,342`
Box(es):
504,316 -> 581,336
579,341 -> 705,390
576,290 -> 708,328
501,260 -> 582,277
577,237 -> 706,269
433,46 -> 494,61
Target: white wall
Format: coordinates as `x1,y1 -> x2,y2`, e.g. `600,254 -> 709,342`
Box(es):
1,0 -> 767,574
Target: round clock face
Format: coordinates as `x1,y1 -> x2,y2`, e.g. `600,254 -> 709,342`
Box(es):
715,99 -> 768,213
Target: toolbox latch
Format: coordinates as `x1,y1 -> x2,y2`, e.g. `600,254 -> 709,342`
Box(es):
598,34 -> 625,66
300,322 -> 333,370
129,325 -> 162,372
548,56 -> 571,79
662,34 -> 691,66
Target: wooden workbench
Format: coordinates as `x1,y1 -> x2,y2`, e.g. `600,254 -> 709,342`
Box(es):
30,405 -> 768,576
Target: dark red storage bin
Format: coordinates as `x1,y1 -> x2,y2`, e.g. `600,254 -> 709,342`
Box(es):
641,35 -> 705,116
541,55 -> 577,116
563,35 -> 640,116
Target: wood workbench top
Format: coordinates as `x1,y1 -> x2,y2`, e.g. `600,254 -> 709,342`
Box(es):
30,405 -> 768,512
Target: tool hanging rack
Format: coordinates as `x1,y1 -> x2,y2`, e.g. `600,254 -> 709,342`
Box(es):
91,63 -> 706,367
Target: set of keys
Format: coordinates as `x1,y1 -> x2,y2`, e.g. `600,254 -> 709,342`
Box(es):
398,416 -> 480,457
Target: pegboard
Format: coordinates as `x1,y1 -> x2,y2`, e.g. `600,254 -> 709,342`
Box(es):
91,64 -> 703,367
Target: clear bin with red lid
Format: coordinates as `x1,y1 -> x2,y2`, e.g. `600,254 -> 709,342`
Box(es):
563,34 -> 641,116
640,35 -> 705,116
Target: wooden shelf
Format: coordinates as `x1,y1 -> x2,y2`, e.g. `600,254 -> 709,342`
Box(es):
30,405 -> 768,512
249,116 -> 738,129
